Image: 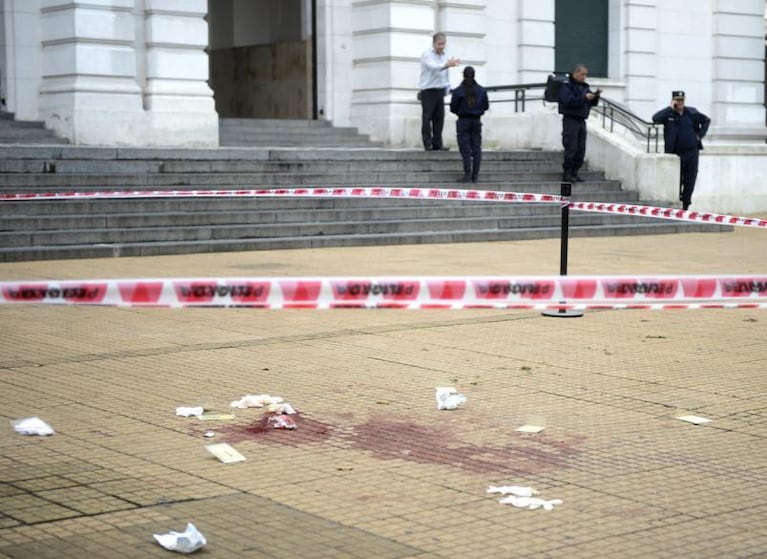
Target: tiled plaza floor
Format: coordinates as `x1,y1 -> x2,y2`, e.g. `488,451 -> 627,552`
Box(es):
1,222 -> 766,558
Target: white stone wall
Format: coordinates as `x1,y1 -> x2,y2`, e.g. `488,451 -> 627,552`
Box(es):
1,0 -> 43,121
4,0 -> 217,146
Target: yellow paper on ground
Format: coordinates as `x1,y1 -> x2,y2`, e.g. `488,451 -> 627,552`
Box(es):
205,443 -> 246,463
199,412 -> 235,421
516,415 -> 546,433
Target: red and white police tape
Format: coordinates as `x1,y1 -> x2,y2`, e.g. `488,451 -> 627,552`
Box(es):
0,187 -> 565,205
569,201 -> 767,229
3,187 -> 766,228
2,275 -> 766,310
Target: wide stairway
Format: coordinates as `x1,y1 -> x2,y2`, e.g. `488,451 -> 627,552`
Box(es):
0,142 -> 731,262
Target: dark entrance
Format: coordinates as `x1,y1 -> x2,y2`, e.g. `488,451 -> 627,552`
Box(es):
207,0 -> 316,119
554,0 -> 609,77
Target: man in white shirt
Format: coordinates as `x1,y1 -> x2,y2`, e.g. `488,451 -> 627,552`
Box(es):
419,32 -> 460,151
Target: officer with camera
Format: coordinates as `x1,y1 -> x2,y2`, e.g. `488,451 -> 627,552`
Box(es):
558,64 -> 602,183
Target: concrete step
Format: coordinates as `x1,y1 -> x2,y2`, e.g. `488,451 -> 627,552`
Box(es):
219,118 -> 382,148
0,171 -> 613,187
0,221 -> 732,262
0,145 -> 730,262
6,201 -> 613,232
3,212 -> 720,247
0,114 -> 69,145
0,158 -> 570,175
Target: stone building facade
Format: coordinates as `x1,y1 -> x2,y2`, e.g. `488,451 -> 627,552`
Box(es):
1,0 -> 765,151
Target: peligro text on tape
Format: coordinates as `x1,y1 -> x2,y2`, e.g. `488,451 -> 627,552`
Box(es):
0,187 -> 565,205
2,275 -> 766,309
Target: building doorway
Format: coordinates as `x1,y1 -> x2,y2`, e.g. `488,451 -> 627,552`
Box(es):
207,0 -> 316,119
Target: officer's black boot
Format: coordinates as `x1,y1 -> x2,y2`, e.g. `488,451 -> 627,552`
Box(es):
471,162 -> 480,183
562,170 -> 574,183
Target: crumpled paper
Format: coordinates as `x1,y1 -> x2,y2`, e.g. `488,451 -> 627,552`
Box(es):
153,522 -> 206,553
12,417 -> 55,436
176,406 -> 204,418
499,495 -> 563,510
267,402 -> 296,415
230,394 -> 283,409
486,485 -> 538,497
435,387 -> 466,410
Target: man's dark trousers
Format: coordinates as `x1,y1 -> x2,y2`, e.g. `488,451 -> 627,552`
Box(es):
678,148 -> 699,208
457,117 -> 482,178
562,115 -> 587,174
421,88 -> 445,150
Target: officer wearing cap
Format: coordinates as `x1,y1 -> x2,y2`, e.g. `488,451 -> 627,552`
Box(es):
652,91 -> 711,210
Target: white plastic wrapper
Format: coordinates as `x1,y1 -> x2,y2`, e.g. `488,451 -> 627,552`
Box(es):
267,402 -> 296,415
230,394 -> 284,409
487,485 -> 538,497
153,522 -> 207,553
435,387 -> 466,410
175,406 -> 204,418
11,417 -> 55,436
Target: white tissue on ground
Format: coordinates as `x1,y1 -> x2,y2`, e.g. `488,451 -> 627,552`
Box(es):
230,394 -> 284,409
11,417 -> 55,436
267,402 -> 296,414
153,522 -> 207,553
435,387 -> 466,410
499,495 -> 563,510
175,407 -> 204,418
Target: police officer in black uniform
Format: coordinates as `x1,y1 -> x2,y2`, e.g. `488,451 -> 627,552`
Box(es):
450,66 -> 489,182
558,64 -> 602,183
652,91 -> 711,210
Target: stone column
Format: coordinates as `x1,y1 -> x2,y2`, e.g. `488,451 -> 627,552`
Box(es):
38,0 -> 144,144
142,0 -> 218,146
350,0 -> 436,145
1,0 -> 43,120
620,0 -> 657,117
316,0 -> 353,126
436,0 -> 487,83
517,0 -> 553,83
709,2 -> 767,142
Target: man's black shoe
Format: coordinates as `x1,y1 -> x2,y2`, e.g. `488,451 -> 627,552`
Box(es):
562,172 -> 574,183
573,173 -> 584,182
424,146 -> 433,151
457,173 -> 471,183
435,146 -> 450,151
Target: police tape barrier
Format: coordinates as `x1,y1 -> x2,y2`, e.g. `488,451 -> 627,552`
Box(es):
3,187 -> 766,229
0,187 -> 566,205
2,276 -> 766,309
568,201 -> 767,229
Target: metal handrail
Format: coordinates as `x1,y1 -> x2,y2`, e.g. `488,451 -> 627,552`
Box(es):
481,82 -> 661,153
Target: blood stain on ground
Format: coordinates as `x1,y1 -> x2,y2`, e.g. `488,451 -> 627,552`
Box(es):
216,412 -> 336,445
348,417 -> 585,475
213,413 -> 584,475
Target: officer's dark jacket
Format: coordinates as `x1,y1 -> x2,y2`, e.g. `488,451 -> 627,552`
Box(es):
450,82 -> 489,118
558,78 -> 599,119
652,106 -> 711,153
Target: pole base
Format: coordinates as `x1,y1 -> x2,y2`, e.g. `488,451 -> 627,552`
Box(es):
542,308 -> 584,318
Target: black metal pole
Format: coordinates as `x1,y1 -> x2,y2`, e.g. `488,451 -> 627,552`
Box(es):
311,0 -> 318,120
543,181 -> 583,318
